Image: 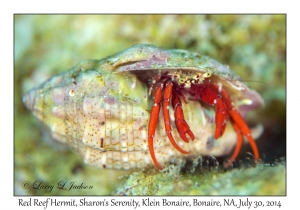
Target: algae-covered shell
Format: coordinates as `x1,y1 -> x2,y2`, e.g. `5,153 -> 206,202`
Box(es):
23,44 -> 263,170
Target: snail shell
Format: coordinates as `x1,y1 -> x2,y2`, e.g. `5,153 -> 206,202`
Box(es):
23,44 -> 263,170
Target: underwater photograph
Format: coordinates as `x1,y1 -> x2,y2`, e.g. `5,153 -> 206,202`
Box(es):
14,14 -> 286,195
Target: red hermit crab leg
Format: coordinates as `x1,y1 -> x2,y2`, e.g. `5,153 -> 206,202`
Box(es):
148,84 -> 164,169
227,109 -> 260,160
149,81 -> 190,169
219,86 -> 260,161
214,97 -> 228,139
163,81 -> 189,154
225,122 -> 243,167
172,90 -> 195,142
194,83 -> 229,139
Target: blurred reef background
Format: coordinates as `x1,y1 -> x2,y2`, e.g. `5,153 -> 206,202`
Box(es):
14,14 -> 286,195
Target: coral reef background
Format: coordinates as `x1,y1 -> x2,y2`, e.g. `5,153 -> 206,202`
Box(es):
14,14 -> 286,195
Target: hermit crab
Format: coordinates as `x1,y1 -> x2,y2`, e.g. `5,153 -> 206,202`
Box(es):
23,44 -> 264,170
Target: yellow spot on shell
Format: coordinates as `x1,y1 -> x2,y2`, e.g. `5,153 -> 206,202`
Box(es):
97,75 -> 104,83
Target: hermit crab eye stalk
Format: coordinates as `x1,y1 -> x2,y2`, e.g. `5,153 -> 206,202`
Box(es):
196,70 -> 212,82
179,78 -> 186,84
203,71 -> 212,78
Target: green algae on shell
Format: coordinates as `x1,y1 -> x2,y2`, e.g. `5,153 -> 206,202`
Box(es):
23,44 -> 264,170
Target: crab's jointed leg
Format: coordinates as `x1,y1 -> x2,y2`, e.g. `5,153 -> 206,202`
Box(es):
226,109 -> 260,160
214,97 -> 228,139
219,86 -> 260,161
148,74 -> 162,95
194,83 -> 229,139
148,84 -> 163,169
172,90 -> 195,143
225,121 -> 243,167
163,81 -> 190,154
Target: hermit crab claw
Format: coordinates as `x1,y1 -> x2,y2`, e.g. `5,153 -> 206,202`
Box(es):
171,93 -> 195,142
194,82 -> 261,167
148,81 -> 195,169
163,82 -> 194,148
